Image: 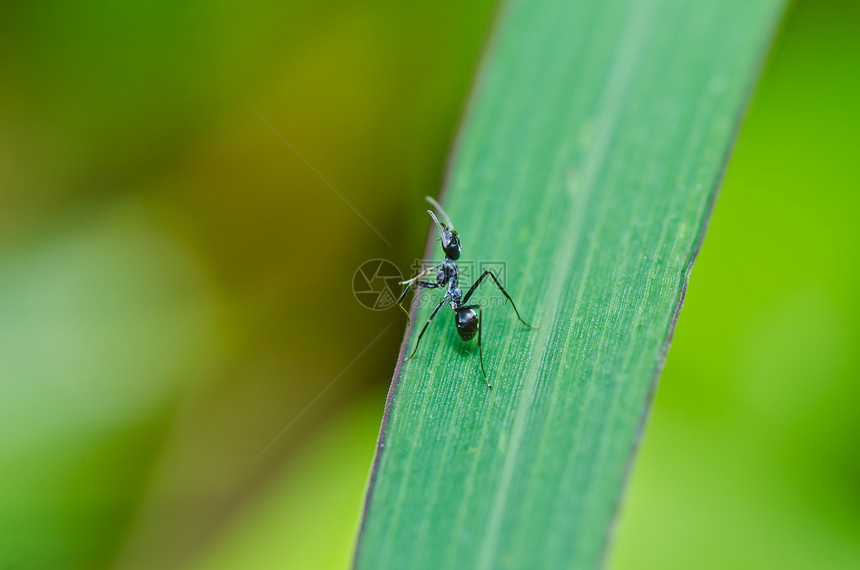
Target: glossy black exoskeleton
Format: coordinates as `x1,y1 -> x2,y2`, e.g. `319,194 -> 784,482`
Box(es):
397,197 -> 535,388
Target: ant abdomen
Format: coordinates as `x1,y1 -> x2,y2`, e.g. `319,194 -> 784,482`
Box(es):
456,308 -> 479,342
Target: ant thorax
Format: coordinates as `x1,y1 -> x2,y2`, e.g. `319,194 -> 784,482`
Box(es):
436,259 -> 462,306
436,259 -> 458,288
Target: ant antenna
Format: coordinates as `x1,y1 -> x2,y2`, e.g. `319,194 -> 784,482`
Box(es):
427,210 -> 446,237
425,195 -> 454,228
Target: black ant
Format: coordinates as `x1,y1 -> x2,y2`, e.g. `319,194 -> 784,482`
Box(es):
397,197 -> 536,388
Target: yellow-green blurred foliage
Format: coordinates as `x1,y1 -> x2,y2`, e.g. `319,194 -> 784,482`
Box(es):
1,1 -> 494,568
0,0 -> 857,569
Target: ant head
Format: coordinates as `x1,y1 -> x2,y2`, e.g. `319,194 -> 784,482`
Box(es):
443,230 -> 461,260
428,210 -> 461,260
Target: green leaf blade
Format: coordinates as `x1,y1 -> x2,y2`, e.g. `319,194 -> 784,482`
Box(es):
356,0 -> 785,568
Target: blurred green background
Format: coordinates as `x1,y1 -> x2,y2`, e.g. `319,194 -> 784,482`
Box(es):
0,1 -> 857,569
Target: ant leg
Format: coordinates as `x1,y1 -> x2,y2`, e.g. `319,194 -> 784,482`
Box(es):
396,263 -> 443,323
462,270 -> 536,328
396,281 -> 442,324
477,307 -> 489,388
396,283 -> 414,323
405,297 -> 447,361
458,303 -> 488,387
400,262 -> 442,287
